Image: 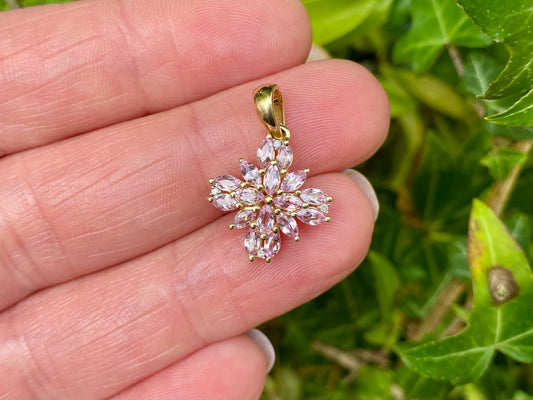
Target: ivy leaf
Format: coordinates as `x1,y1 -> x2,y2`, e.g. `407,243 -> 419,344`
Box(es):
393,0 -> 491,73
395,200 -> 533,384
302,0 -> 378,45
485,90 -> 533,127
462,51 -> 503,98
457,0 -> 533,99
463,52 -> 533,137
480,148 -> 527,181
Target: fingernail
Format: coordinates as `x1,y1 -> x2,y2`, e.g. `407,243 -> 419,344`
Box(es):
246,328 -> 275,373
342,169 -> 379,220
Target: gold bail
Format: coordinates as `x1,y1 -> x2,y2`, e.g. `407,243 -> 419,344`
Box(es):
253,84 -> 287,140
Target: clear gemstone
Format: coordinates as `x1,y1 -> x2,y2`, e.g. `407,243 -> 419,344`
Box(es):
233,210 -> 257,229
244,229 -> 260,255
257,138 -> 275,167
236,187 -> 264,205
257,205 -> 274,234
319,204 -> 330,213
276,145 -> 293,169
263,231 -> 281,259
264,165 -> 281,195
296,208 -> 326,225
211,193 -> 238,211
281,170 -> 307,192
273,194 -> 303,212
240,160 -> 262,186
257,248 -> 266,259
213,175 -> 242,192
210,186 -> 221,196
276,212 -> 299,238
300,188 -> 327,205
273,140 -> 282,149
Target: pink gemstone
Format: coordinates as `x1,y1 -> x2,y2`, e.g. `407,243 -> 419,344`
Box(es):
276,212 -> 299,238
257,204 -> 274,234
257,138 -> 275,167
240,160 -> 262,186
263,231 -> 281,259
213,175 -> 242,192
211,193 -> 238,211
281,170 -> 307,192
273,194 -> 303,212
276,145 -> 293,169
233,210 -> 257,229
236,187 -> 264,205
244,229 -> 260,255
296,208 -> 326,225
300,188 -> 327,205
264,165 -> 281,195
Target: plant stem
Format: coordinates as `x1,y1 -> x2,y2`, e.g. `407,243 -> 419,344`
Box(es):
410,279 -> 465,341
487,139 -> 533,216
5,0 -> 21,9
447,44 -> 464,76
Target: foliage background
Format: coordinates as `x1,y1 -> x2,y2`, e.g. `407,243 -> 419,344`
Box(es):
1,0 -> 532,399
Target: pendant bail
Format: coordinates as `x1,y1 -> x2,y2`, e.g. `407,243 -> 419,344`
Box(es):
253,84 -> 287,140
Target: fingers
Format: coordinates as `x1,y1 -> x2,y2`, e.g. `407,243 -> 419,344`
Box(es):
0,0 -> 311,155
0,172 -> 374,399
0,59 -> 389,310
111,333 -> 269,400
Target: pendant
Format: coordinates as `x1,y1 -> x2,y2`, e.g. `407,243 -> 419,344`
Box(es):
208,84 -> 333,262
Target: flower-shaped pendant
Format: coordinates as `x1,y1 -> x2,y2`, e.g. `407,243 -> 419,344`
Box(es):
208,85 -> 332,262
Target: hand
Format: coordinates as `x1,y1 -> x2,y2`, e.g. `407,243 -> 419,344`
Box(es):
0,0 -> 388,398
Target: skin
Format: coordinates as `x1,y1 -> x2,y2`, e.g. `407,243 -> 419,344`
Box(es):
0,0 -> 389,398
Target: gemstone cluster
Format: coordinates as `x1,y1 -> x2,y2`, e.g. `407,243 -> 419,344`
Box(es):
208,136 -> 332,262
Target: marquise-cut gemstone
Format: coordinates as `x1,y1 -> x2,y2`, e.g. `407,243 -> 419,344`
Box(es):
257,138 -> 275,167
213,175 -> 242,192
276,212 -> 299,238
263,231 -> 281,259
281,170 -> 307,192
212,193 -> 238,211
244,229 -> 260,255
264,165 -> 281,195
236,187 -> 264,205
296,208 -> 326,225
300,188 -> 327,205
233,210 -> 257,229
276,145 -> 293,169
240,160 -> 262,186
257,204 -> 274,234
273,194 -> 303,212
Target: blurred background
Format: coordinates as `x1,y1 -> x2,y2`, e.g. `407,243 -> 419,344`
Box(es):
2,0 -> 532,399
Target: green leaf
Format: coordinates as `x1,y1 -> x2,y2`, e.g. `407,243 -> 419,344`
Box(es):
486,90 -> 533,127
463,51 -> 504,98
395,199 -> 533,384
480,147 -> 527,181
463,52 -> 533,138
383,67 -> 472,120
506,214 -> 532,258
457,0 -> 533,99
393,0 -> 491,73
369,251 -> 401,317
302,0 -> 378,45
380,77 -> 417,118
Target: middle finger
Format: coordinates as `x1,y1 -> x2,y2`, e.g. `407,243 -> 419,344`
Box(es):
0,60 -> 389,310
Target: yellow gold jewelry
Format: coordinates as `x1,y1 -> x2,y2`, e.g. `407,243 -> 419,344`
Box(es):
208,84 -> 333,262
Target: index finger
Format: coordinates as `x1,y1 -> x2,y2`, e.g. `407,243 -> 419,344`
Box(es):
0,0 -> 311,155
